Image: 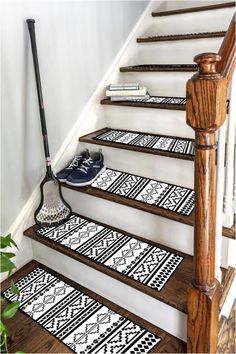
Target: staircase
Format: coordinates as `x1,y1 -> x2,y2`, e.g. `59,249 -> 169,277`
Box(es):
2,1 -> 236,353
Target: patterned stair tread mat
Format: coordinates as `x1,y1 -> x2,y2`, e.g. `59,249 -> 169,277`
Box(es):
94,129 -> 195,156
110,95 -> 186,105
106,96 -> 230,111
37,213 -> 184,292
91,168 -> 194,216
3,266 -> 161,353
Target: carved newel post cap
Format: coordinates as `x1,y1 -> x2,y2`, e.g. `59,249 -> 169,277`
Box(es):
194,52 -> 222,76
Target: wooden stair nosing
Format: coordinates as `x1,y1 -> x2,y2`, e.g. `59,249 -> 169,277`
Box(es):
152,2 -> 235,17
120,64 -> 198,72
219,266 -> 236,311
137,31 -> 227,43
79,128 -> 195,162
24,212 -> 193,313
100,98 -> 186,111
1,260 -> 186,353
62,183 -> 235,240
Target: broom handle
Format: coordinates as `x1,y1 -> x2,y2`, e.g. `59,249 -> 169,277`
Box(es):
27,19 -> 52,177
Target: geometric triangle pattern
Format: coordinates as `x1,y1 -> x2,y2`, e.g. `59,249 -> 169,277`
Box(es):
3,267 -> 161,353
95,128 -> 195,156
91,168 -> 194,216
36,213 -> 183,292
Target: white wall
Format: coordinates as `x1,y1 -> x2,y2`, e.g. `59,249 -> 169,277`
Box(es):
0,0 -> 148,234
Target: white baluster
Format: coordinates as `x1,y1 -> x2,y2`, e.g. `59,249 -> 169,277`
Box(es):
215,120 -> 227,282
223,72 -> 236,227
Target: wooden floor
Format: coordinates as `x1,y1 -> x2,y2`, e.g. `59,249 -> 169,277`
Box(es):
1,260 -> 186,353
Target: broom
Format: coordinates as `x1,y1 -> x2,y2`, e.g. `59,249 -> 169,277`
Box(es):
27,19 -> 72,227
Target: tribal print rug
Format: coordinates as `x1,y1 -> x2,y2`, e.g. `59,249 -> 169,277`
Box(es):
115,95 -> 186,105
3,267 -> 161,353
94,129 -> 195,156
91,168 -> 194,216
36,214 -> 184,292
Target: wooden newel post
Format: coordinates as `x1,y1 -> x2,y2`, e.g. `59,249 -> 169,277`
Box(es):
186,53 -> 227,353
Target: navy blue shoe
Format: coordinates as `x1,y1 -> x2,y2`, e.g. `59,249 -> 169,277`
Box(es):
66,151 -> 105,186
56,150 -> 89,182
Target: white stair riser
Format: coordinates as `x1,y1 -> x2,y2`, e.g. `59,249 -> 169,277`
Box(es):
145,8 -> 234,37
63,187 -> 194,255
104,106 -> 194,138
79,142 -> 194,188
31,239 -> 187,341
119,71 -> 193,97
135,38 -> 222,64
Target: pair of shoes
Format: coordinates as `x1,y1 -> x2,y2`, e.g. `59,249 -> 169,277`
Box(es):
56,150 -> 105,187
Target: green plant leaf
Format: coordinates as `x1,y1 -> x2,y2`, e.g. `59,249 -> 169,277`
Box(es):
15,352 -> 26,354
2,252 -> 16,259
0,320 -> 9,336
2,301 -> 20,319
0,234 -> 18,250
10,280 -> 20,295
0,253 -> 16,273
0,235 -> 11,248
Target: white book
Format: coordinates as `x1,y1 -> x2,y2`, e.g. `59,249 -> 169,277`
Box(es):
109,83 -> 139,91
110,94 -> 150,102
106,87 -> 147,97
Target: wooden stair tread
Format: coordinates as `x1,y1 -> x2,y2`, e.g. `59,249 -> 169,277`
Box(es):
152,2 -> 235,17
137,31 -> 226,43
101,96 -> 186,111
24,213 -> 193,313
1,260 -> 186,353
120,64 -> 198,72
62,182 -> 235,240
101,97 -> 230,112
79,128 -> 195,161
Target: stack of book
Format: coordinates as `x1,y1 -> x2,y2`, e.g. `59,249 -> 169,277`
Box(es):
106,83 -> 149,101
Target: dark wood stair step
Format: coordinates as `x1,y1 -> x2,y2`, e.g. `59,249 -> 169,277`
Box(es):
79,128 -> 195,161
152,2 -> 235,17
101,96 -> 186,111
101,97 -> 230,112
62,182 -> 235,240
137,31 -> 226,43
24,214 -> 193,313
1,260 -> 186,353
120,64 -> 198,72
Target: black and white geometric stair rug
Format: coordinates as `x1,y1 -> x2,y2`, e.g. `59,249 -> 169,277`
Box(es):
91,168 -> 194,216
94,129 -> 195,156
3,265 -> 161,353
36,213 -> 184,293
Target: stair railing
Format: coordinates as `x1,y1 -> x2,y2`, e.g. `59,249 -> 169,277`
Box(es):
186,14 -> 235,354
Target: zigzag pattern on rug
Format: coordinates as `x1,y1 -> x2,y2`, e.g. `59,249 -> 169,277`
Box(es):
91,168 -> 195,216
94,129 -> 195,156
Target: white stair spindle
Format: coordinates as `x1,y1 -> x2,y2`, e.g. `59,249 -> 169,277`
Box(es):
215,121 -> 227,282
223,72 -> 236,227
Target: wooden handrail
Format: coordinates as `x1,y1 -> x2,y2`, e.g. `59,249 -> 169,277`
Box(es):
217,13 -> 236,81
186,13 -> 235,354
